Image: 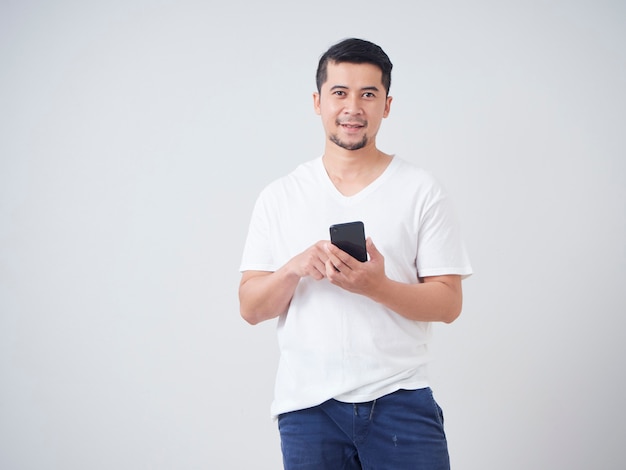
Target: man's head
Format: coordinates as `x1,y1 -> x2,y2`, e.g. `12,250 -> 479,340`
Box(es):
313,38 -> 393,153
316,38 -> 393,97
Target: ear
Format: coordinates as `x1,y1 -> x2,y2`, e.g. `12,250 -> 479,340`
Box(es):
383,95 -> 393,118
313,92 -> 321,115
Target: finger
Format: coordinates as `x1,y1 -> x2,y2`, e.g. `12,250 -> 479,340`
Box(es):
329,243 -> 357,268
327,250 -> 352,273
303,254 -> 327,279
325,259 -> 341,277
310,265 -> 325,280
314,257 -> 329,278
365,237 -> 379,260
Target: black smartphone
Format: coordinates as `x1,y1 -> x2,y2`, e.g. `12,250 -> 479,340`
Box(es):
329,221 -> 367,262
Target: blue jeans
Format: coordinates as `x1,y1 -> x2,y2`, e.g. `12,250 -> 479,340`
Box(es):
278,388 -> 450,470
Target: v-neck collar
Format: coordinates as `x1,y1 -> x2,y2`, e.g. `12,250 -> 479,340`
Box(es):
316,155 -> 399,203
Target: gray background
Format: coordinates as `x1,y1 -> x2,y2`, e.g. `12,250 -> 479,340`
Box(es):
1,1 -> 625,468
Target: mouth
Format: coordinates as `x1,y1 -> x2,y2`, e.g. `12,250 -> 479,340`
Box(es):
337,120 -> 366,131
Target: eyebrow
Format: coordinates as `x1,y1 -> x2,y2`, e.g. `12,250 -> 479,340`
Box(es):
330,85 -> 381,92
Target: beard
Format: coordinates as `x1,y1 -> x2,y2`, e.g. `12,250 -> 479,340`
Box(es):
329,133 -> 368,151
329,118 -> 369,150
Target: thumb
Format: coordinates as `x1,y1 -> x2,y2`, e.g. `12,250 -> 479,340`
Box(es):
366,237 -> 382,261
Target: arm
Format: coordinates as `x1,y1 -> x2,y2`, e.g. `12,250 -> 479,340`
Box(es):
325,238 -> 463,323
369,273 -> 462,323
239,240 -> 329,325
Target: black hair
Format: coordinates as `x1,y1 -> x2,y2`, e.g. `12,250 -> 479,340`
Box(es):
316,38 -> 393,96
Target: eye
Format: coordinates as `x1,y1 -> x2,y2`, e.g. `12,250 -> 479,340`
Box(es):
363,92 -> 376,98
333,90 -> 346,97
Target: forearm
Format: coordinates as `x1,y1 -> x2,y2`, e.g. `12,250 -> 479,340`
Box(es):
239,267 -> 301,325
368,275 -> 463,323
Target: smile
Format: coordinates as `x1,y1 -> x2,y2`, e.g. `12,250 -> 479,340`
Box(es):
337,120 -> 367,131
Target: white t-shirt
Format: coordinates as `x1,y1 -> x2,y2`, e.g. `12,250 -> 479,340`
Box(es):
240,156 -> 472,418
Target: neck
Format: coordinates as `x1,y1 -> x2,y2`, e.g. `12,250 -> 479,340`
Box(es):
322,142 -> 387,176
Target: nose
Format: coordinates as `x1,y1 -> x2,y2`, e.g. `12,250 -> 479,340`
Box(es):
343,95 -> 362,115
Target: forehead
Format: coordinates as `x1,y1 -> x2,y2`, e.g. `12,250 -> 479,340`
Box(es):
323,61 -> 384,90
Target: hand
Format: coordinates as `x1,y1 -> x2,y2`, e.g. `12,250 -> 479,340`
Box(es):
325,237 -> 387,296
286,240 -> 331,281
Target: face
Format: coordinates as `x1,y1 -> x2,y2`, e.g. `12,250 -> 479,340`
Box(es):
314,61 -> 392,152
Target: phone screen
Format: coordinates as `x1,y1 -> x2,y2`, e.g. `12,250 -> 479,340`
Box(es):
329,221 -> 367,262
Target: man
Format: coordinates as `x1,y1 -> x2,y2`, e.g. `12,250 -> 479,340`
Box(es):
239,38 -> 472,469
